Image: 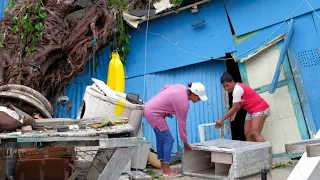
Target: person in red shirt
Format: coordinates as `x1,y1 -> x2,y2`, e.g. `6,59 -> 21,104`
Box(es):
215,72 -> 270,142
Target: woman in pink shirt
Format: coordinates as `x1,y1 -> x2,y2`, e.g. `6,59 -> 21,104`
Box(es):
215,72 -> 270,142
144,82 -> 208,177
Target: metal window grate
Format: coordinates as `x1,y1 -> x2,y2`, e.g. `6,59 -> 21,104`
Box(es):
297,49 -> 320,68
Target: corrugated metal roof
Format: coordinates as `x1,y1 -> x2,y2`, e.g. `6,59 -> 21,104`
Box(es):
126,0 -> 235,78
0,0 -> 7,20
127,60 -> 230,153
54,47 -> 110,118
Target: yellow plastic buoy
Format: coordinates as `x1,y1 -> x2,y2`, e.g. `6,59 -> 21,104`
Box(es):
107,51 -> 125,116
107,51 -> 125,92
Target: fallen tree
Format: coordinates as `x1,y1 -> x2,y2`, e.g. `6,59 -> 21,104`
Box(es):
0,0 -> 115,102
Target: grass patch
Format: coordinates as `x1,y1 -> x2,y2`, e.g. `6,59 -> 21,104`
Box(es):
272,161 -> 295,169
145,169 -> 164,180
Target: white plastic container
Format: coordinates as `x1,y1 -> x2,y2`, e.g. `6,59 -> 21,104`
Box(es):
77,86 -> 144,136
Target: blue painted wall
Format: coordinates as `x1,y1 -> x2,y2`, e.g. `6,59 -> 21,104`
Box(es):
126,60 -> 229,153
0,0 -> 7,19
232,21 -> 288,61
224,0 -> 320,36
287,13 -> 320,133
312,9 -> 320,38
54,48 -> 110,118
125,0 -> 235,78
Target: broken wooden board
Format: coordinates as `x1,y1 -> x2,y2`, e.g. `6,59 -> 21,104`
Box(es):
84,149 -> 115,180
98,147 -> 138,180
288,130 -> 320,180
285,138 -> 320,154
182,139 -> 272,179
0,124 -> 133,140
34,116 -> 128,127
306,143 -> 320,157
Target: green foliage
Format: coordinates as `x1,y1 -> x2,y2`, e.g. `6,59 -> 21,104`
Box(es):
10,3 -> 46,53
108,0 -> 130,64
5,0 -> 16,11
172,0 -> 181,6
272,161 -> 295,169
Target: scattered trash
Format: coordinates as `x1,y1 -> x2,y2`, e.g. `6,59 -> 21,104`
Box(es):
89,119 -> 128,129
57,127 -> 69,132
22,126 -> 33,133
69,125 -> 80,131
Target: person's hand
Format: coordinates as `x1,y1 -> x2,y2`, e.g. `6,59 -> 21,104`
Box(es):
184,142 -> 193,151
215,119 -> 223,128
231,112 -> 237,121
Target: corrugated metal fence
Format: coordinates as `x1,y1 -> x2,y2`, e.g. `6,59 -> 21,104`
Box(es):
127,60 -> 229,153
54,48 -> 110,118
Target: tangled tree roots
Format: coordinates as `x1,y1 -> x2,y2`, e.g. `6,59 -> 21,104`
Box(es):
0,0 -> 115,102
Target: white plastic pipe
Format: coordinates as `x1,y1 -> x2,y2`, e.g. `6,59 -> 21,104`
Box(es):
198,123 -> 222,143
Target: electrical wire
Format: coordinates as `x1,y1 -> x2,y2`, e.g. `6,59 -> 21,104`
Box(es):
137,0 -> 308,60
306,0 -> 320,19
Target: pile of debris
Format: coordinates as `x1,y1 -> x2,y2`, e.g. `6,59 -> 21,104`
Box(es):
0,0 -> 115,102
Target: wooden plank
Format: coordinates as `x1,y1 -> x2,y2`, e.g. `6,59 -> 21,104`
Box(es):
306,143 -> 320,157
98,147 -> 138,180
99,137 -> 138,148
0,124 -> 133,140
84,149 -> 115,180
0,137 -> 108,149
211,152 -> 232,164
269,19 -> 294,94
288,130 -> 320,180
68,168 -> 81,180
35,116 -> 127,127
0,160 -> 6,180
285,138 -> 320,154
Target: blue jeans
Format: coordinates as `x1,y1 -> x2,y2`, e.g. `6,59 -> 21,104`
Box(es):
154,127 -> 174,164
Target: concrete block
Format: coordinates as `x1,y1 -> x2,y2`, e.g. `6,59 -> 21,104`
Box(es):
182,139 -> 272,179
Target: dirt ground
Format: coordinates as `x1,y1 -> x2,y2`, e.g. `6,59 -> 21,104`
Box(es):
137,157 -> 297,180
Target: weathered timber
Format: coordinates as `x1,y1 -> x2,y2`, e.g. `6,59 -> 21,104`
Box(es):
285,138 -> 320,154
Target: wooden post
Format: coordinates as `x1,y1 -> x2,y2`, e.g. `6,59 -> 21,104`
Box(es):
98,147 -> 138,180
285,138 -> 320,154
84,149 -> 115,180
306,143 -> 320,157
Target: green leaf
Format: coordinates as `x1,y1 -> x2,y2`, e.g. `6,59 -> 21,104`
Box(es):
13,16 -> 19,25
35,4 -> 41,11
12,26 -> 17,33
38,11 -> 46,20
31,35 -> 38,44
23,14 -> 28,20
35,31 -> 41,37
21,32 -> 27,40
4,8 -> 9,12
25,47 -> 31,53
8,1 -> 14,7
31,45 -> 36,52
125,36 -> 130,44
27,24 -> 34,31
35,22 -> 43,31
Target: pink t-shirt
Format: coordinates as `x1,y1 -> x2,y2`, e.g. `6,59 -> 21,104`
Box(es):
233,83 -> 269,114
143,84 -> 189,142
